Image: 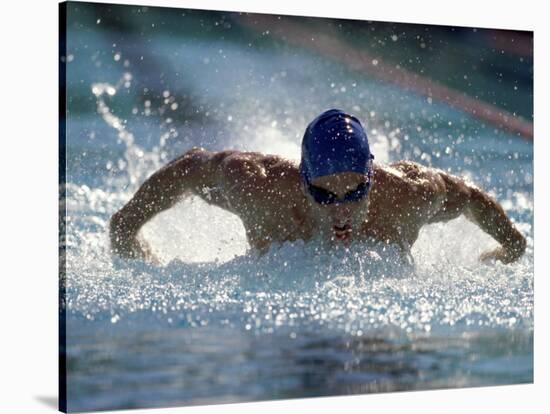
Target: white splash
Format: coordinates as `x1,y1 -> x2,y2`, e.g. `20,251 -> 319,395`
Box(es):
65,72 -> 533,339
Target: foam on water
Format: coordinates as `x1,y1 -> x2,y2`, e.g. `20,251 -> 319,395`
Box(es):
63,76 -> 533,341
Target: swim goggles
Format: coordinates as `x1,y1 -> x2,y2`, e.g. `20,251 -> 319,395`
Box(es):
305,155 -> 374,205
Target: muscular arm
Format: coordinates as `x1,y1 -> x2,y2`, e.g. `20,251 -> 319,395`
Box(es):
109,147 -> 213,260
437,173 -> 526,264
465,185 -> 526,264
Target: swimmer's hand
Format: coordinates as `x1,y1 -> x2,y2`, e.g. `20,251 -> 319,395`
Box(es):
109,211 -> 160,264
479,236 -> 526,264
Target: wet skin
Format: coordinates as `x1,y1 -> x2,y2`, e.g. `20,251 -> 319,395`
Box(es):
110,147 -> 526,264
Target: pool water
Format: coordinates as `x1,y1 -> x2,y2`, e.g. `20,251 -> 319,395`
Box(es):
61,6 -> 533,412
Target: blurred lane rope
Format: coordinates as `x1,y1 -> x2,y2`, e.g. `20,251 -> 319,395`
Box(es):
237,14 -> 533,140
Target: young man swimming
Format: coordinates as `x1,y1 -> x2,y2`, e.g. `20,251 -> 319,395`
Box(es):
109,109 -> 526,264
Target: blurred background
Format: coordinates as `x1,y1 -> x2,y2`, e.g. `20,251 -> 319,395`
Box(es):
64,3 -> 533,125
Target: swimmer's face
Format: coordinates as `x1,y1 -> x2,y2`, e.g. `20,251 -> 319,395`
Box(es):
305,171 -> 371,243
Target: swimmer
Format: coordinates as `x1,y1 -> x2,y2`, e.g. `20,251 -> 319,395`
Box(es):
109,109 -> 526,264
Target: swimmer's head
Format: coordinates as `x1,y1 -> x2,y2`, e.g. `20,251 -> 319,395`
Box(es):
299,109 -> 375,242
300,109 -> 374,196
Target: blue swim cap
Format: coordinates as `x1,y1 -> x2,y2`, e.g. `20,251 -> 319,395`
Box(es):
300,109 -> 373,184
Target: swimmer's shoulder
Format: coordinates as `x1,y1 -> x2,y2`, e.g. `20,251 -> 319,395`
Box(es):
189,149 -> 265,171
200,149 -> 299,184
375,160 -> 447,198
205,149 -> 291,167
383,160 -> 444,183
387,160 -> 426,178
373,160 -> 417,185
